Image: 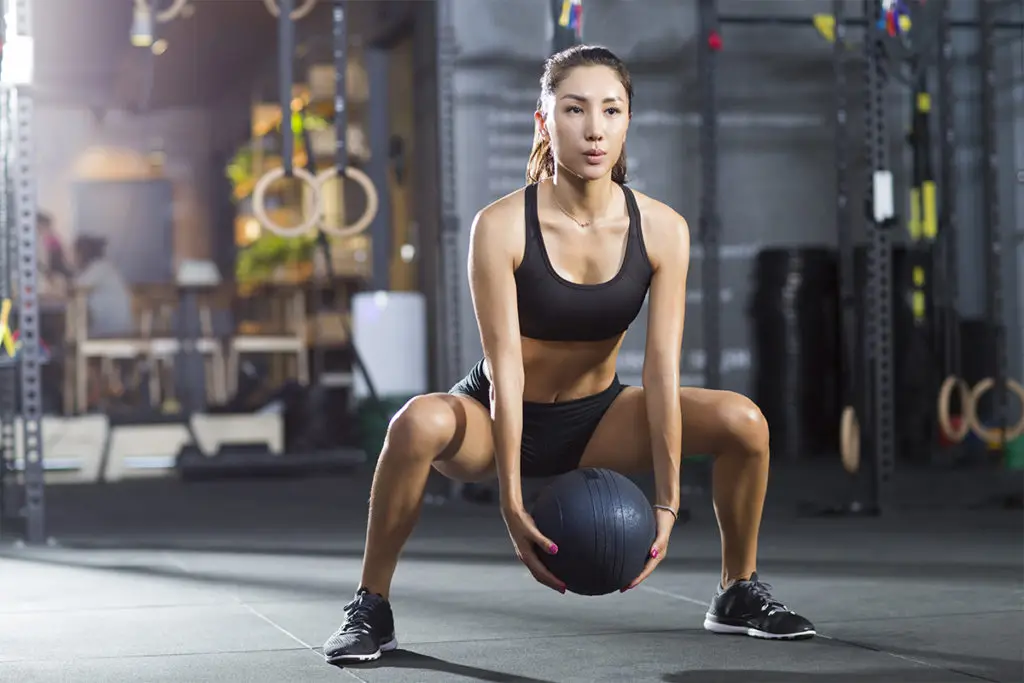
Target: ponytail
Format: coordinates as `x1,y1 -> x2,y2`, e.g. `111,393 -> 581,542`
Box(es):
524,124 -> 629,185
612,149 -> 628,184
526,126 -> 554,184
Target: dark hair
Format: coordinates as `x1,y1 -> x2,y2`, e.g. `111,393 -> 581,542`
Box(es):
74,235 -> 107,268
526,45 -> 633,185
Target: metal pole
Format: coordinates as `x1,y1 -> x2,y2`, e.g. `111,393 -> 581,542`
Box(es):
435,0 -> 464,503
698,0 -> 721,390
278,0 -> 295,176
833,0 -> 859,462
4,0 -> 46,543
332,0 -> 348,175
365,47 -> 392,292
0,44 -> 19,533
979,0 -> 1007,450
435,0 -> 462,391
862,0 -> 896,514
935,0 -> 961,412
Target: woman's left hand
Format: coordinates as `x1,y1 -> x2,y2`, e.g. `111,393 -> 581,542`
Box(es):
621,507 -> 677,591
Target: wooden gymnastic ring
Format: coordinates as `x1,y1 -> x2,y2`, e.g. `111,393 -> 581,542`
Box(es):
261,0 -> 318,21
154,0 -> 190,23
937,375 -> 972,443
840,405 -> 860,474
251,166 -> 323,238
133,0 -> 190,23
315,166 -> 379,238
966,378 -> 1024,443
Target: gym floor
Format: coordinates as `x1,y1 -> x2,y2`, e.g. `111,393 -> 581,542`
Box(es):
1,465 -> 1021,683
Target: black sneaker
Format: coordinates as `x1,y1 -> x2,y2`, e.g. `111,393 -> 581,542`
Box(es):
703,572 -> 815,640
323,588 -> 399,663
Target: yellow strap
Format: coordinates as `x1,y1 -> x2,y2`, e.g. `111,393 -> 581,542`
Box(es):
558,0 -> 572,27
813,14 -> 836,43
922,181 -> 937,240
0,299 -> 15,358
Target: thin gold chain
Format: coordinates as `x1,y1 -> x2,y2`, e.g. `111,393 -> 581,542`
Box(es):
550,190 -> 613,229
552,196 -> 592,228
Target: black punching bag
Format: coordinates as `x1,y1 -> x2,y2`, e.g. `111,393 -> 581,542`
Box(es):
531,468 -> 656,596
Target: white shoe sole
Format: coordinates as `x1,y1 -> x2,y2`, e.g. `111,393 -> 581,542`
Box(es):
704,616 -> 815,640
325,635 -> 399,664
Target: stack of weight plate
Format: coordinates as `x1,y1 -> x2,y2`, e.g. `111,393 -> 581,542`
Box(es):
750,248 -> 842,462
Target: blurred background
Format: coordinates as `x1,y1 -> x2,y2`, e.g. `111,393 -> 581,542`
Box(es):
0,0 -> 1021,529
0,1 -> 1022,681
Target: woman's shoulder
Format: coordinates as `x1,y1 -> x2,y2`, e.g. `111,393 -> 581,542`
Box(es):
469,185 -> 531,260
476,184 -> 531,222
472,184 -> 532,238
629,187 -> 689,229
627,187 -> 691,256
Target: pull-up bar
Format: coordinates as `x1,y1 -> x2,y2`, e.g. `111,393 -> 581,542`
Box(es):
716,14 -> 1023,31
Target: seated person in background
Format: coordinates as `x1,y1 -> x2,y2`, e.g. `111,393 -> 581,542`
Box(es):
73,234 -> 134,338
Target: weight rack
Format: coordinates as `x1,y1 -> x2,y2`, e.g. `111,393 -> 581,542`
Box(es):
935,0 -> 962,423
698,0 -> 904,513
697,0 -> 722,392
833,0 -> 861,487
860,0 -> 896,513
978,0 -> 1009,450
0,68 -> 18,529
435,0 -> 463,391
0,0 -> 46,544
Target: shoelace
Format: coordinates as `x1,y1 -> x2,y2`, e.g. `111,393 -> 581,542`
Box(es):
746,579 -> 791,617
341,596 -> 379,636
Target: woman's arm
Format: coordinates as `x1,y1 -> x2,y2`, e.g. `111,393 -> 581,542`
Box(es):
467,205 -> 526,511
641,209 -> 691,514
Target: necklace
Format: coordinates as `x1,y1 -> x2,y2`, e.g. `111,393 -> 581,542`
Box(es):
551,192 -> 609,229
553,198 -> 592,228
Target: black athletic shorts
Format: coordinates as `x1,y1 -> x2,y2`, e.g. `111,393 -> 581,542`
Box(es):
448,358 -> 626,478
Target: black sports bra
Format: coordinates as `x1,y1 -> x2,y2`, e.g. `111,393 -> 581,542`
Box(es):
514,183 -> 653,342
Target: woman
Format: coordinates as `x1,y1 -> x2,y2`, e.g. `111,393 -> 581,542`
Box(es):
324,45 -> 814,664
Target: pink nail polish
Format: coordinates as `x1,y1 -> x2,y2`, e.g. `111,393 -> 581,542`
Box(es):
549,543 -> 558,554
651,548 -> 659,559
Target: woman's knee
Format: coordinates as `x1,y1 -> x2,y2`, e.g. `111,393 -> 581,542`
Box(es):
717,393 -> 770,457
385,393 -> 458,460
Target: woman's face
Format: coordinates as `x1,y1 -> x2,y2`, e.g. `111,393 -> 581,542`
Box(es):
538,65 -> 630,182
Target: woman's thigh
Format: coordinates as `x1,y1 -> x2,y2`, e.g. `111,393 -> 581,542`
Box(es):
426,393 -> 497,483
578,386 -> 756,473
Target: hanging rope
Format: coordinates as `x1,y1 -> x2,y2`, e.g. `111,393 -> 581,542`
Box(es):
133,0 -> 192,25
317,0 -> 378,238
251,0 -> 377,237
252,0 -> 322,237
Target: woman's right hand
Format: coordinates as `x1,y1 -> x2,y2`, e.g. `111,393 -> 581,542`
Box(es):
501,503 -> 566,594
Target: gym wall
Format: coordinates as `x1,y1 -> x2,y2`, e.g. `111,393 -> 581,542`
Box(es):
991,13 -> 1024,386
32,104 -> 243,277
447,0 -> 860,396
947,1 -> 1022,385
445,0 -> 1023,397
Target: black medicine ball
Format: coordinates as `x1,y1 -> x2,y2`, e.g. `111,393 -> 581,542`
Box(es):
531,468 -> 656,596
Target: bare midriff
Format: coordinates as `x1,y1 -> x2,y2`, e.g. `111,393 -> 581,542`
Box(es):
485,335 -> 626,404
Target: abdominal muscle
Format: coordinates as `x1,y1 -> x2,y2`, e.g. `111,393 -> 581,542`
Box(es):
484,335 -> 625,404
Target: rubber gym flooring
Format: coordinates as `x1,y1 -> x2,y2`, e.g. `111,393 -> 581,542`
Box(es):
1,463 -> 1021,683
